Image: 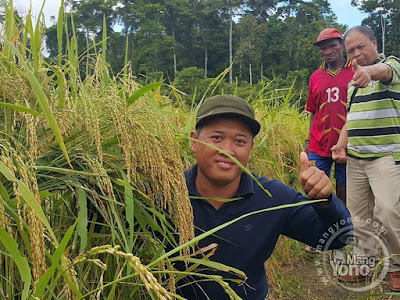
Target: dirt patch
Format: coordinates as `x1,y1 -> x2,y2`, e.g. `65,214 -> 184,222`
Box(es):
268,249 -> 400,300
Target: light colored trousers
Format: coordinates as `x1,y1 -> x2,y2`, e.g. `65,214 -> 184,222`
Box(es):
347,155 -> 400,272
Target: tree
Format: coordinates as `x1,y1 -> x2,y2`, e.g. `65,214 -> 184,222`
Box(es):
43,0 -> 351,86
243,0 -> 278,21
195,0 -> 229,78
201,0 -> 244,83
236,15 -> 263,84
67,0 -> 116,35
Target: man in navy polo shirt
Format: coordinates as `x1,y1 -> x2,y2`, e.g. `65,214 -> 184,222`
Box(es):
177,94 -> 352,299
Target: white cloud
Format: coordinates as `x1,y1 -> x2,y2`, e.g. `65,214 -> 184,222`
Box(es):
12,0 -> 62,27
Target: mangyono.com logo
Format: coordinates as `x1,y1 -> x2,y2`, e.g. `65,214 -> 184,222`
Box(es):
314,218 -> 389,292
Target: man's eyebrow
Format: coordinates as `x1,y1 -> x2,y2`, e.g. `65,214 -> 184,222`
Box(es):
210,130 -> 224,134
211,130 -> 250,138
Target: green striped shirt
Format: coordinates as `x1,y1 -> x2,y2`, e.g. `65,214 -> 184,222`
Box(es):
347,54 -> 400,161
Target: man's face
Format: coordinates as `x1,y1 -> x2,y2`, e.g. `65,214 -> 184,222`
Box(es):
317,39 -> 344,64
191,118 -> 254,187
345,30 -> 378,66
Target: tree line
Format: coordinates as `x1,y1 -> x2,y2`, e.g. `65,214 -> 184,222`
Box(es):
40,0 -> 400,87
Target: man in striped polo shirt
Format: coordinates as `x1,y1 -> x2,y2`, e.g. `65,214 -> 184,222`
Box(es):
332,25 -> 400,291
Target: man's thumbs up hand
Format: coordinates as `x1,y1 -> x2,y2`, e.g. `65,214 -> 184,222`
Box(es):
299,151 -> 310,175
352,59 -> 358,73
351,59 -> 370,88
299,152 -> 333,199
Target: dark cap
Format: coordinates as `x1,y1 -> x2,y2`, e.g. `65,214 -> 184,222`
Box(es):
313,28 -> 343,46
196,94 -> 261,136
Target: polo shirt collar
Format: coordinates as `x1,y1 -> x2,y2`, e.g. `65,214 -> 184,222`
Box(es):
185,164 -> 255,198
376,53 -> 386,64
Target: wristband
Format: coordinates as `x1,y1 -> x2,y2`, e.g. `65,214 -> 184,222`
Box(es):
305,139 -> 310,143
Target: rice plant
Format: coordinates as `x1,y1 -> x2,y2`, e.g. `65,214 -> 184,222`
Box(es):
0,1 -> 198,298
0,1 -> 317,299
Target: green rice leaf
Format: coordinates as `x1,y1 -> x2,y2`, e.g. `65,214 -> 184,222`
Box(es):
0,101 -> 41,116
36,166 -> 101,177
0,161 -> 57,244
0,228 -> 31,300
0,183 -> 31,250
126,82 -> 164,107
170,256 -> 246,279
148,199 -> 326,267
117,167 -> 135,248
77,190 -> 88,252
32,0 -> 46,74
189,196 -> 242,202
34,222 -> 77,297
3,0 -> 13,61
57,0 -> 64,65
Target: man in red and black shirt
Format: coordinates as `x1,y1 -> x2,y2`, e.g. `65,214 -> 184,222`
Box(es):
305,28 -> 354,204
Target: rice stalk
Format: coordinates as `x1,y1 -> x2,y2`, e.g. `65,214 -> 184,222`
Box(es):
0,139 -> 46,283
73,245 -> 174,300
81,155 -> 114,222
68,59 -> 195,250
0,194 -> 6,230
25,109 -> 39,159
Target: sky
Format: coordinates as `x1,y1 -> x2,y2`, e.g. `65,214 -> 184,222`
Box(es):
328,0 -> 369,28
12,0 -> 368,29
12,0 -> 62,27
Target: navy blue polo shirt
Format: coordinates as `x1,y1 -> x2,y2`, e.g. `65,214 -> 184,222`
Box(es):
177,164 -> 352,300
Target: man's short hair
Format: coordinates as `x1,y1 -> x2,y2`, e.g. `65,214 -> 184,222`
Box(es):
344,25 -> 376,42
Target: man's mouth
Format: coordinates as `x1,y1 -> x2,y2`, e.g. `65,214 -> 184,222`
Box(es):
216,160 -> 234,169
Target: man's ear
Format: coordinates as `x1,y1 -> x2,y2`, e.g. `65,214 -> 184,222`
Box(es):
249,140 -> 254,160
373,38 -> 378,49
190,131 -> 198,152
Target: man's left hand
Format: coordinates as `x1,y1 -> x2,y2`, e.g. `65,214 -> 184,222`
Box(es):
299,152 -> 333,199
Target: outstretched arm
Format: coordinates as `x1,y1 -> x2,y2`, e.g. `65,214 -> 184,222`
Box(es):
351,59 -> 392,88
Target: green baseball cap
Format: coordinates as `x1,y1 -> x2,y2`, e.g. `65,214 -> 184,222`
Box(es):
196,94 -> 261,136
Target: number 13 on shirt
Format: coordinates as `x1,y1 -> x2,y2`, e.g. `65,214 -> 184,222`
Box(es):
326,87 -> 339,103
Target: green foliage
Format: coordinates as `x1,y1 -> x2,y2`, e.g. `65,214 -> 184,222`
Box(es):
41,0 -> 357,82
174,67 -> 205,98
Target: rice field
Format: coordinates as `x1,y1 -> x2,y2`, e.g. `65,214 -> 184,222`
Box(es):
0,1 -> 314,299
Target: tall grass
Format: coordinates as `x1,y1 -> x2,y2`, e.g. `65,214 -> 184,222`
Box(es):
0,1 -> 319,299
0,2 -> 196,298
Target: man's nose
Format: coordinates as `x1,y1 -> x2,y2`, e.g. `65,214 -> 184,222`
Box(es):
218,141 -> 235,156
353,49 -> 361,57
